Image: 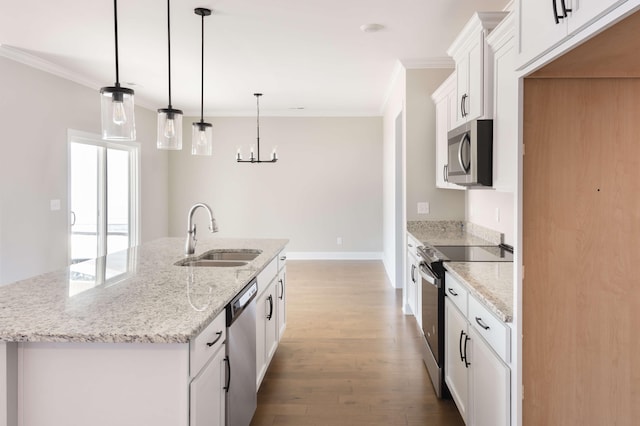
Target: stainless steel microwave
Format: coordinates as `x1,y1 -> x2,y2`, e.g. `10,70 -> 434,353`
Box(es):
445,119 -> 493,187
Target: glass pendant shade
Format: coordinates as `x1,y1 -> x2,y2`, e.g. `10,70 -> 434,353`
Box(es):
100,86 -> 136,141
191,122 -> 213,156
157,108 -> 183,150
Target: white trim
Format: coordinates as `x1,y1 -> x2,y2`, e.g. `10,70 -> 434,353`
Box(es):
285,252 -> 383,260
379,60 -> 405,115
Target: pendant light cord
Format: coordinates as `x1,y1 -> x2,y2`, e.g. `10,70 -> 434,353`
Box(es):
167,0 -> 172,108
200,12 -> 205,123
113,0 -> 120,86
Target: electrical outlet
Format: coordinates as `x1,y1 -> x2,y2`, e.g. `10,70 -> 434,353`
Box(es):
417,202 -> 429,214
337,237 -> 343,245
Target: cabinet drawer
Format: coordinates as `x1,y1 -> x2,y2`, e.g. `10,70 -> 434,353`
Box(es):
277,251 -> 287,271
190,310 -> 226,378
445,273 -> 468,315
257,258 -> 278,297
468,296 -> 510,363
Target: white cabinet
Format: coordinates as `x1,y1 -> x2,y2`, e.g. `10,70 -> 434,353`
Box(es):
432,73 -> 464,190
189,310 -> 227,426
447,12 -> 507,127
445,298 -> 470,423
518,0 -> 628,67
487,13 -> 517,193
190,345 -> 226,426
468,326 -> 511,426
256,250 -> 287,389
256,258 -> 279,388
405,234 -> 420,317
444,272 -> 511,425
276,254 -> 287,340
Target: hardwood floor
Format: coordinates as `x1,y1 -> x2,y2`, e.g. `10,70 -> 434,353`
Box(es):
251,260 -> 464,426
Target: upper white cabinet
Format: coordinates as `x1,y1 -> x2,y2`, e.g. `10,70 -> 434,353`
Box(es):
447,12 -> 508,127
487,13 -> 517,192
518,0 -> 628,67
432,74 -> 464,190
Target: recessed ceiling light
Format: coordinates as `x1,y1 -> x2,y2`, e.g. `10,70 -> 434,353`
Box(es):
360,23 -> 384,33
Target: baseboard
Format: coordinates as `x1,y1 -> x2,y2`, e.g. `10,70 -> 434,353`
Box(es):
285,252 -> 383,260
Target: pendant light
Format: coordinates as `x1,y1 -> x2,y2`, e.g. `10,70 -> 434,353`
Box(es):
237,93 -> 278,163
157,0 -> 183,150
100,0 -> 136,141
192,8 -> 213,156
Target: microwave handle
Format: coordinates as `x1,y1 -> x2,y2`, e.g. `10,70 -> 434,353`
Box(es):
458,133 -> 471,173
443,164 -> 448,182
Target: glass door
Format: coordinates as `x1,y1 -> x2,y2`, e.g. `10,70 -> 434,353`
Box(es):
69,130 -> 138,264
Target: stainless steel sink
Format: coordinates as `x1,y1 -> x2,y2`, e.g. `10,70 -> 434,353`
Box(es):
175,249 -> 262,267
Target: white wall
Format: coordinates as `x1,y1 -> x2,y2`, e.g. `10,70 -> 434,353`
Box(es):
405,68 -> 465,221
168,116 -> 383,257
381,65 -> 406,287
0,57 -> 169,285
466,189 -> 514,245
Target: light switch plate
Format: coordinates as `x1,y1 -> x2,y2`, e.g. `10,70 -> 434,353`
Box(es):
50,199 -> 61,211
417,202 -> 429,214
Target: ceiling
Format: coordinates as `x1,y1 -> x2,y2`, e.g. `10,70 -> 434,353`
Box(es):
0,0 -> 509,116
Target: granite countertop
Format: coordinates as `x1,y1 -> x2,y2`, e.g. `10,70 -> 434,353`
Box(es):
0,237 -> 288,344
445,262 -> 513,322
407,220 -> 513,323
407,220 -> 501,246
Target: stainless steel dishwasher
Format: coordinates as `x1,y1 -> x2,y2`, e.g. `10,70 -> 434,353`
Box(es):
225,278 -> 258,426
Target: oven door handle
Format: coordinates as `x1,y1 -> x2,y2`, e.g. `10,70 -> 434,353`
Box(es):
418,263 -> 441,288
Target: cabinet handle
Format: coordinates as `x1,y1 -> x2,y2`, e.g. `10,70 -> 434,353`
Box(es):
463,334 -> 471,368
553,0 -> 563,24
560,0 -> 572,17
448,288 -> 458,297
267,295 -> 274,320
460,94 -> 465,117
279,278 -> 284,300
206,331 -> 223,347
475,316 -> 490,330
411,264 -> 416,283
280,255 -> 287,261
224,356 -> 231,392
463,93 -> 468,117
444,164 -> 448,182
459,330 -> 465,362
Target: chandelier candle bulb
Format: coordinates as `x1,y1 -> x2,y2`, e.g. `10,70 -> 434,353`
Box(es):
271,149 -> 277,161
236,149 -> 242,161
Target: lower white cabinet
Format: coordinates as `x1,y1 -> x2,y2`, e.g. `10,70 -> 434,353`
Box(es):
190,344 -> 226,426
445,298 -> 470,422
256,250 -> 287,389
445,272 -> 511,425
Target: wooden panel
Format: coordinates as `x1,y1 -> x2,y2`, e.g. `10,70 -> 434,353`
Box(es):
523,78 -> 640,425
530,10 -> 640,78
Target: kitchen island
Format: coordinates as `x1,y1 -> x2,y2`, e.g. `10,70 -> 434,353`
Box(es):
0,237 -> 288,426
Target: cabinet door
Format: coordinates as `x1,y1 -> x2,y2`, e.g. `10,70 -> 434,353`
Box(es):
491,20 -> 517,192
190,347 -> 226,426
406,256 -> 417,316
276,268 -> 286,340
518,0 -> 567,66
257,279 -> 278,388
434,75 -> 464,190
466,36 -> 484,121
444,299 -> 469,423
567,0 -> 628,33
468,327 -> 510,426
455,54 -> 470,125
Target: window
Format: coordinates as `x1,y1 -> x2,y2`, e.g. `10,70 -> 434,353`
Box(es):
68,130 -> 139,264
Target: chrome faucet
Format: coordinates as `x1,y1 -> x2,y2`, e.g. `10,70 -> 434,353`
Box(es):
185,203 -> 218,255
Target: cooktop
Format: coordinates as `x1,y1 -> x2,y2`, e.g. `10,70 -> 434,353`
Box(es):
419,244 -> 513,263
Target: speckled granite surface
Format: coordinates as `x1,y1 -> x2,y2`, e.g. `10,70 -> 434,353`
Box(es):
406,220 -> 512,322
407,220 -> 501,246
0,237 -> 288,344
445,262 -> 513,322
